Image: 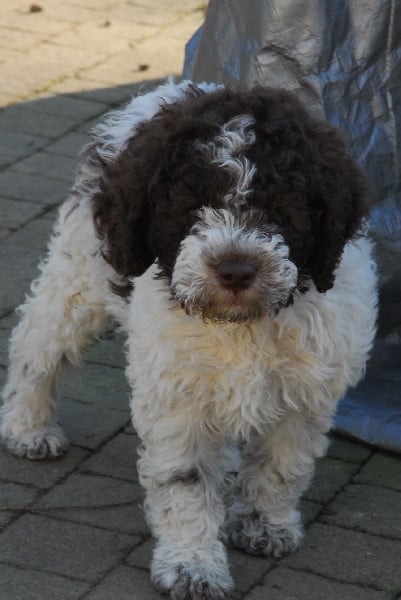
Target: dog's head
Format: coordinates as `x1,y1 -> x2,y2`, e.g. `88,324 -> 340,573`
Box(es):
93,85 -> 371,323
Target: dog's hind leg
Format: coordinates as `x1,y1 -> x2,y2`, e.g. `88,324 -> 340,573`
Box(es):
224,410 -> 329,557
0,198 -> 118,459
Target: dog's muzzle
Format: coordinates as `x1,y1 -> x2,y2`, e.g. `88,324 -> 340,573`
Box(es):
171,209 -> 298,324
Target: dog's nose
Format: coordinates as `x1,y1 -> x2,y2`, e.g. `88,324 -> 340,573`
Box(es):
216,261 -> 257,290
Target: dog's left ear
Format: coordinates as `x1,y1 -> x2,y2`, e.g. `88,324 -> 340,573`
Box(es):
306,125 -> 372,293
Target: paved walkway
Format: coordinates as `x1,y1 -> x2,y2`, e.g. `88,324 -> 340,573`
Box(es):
0,1 -> 400,599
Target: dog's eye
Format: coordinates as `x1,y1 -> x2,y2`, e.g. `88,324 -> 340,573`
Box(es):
168,189 -> 202,212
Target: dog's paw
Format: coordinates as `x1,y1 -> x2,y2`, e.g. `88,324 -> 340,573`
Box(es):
224,512 -> 303,558
152,562 -> 234,600
1,424 -> 68,460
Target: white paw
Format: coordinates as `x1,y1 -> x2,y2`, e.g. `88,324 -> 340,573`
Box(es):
1,424 -> 68,460
152,559 -> 234,600
224,511 -> 303,558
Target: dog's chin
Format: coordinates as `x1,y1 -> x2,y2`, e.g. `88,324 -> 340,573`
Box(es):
200,307 -> 266,325
172,276 -> 296,325
177,293 -> 282,325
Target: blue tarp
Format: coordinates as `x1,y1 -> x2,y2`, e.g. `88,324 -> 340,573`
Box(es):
184,0 -> 401,452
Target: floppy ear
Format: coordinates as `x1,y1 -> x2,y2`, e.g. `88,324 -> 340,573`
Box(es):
92,120 -> 165,282
306,125 -> 372,293
248,87 -> 372,295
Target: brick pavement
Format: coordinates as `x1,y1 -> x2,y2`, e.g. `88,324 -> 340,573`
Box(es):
0,1 -> 401,599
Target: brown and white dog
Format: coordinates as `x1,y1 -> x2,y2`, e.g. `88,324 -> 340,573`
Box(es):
1,81 -> 377,599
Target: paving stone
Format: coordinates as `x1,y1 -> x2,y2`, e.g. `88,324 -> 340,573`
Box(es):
0,310 -> 19,331
40,205 -> 61,221
28,0 -> 103,22
13,152 -> 78,182
246,566 -> 392,600
0,105 -> 77,139
80,432 -> 138,482
0,170 -> 69,203
0,93 -> 17,109
48,77 -> 140,106
112,1 -> 199,27
299,498 -> 322,524
0,47 -> 23,65
321,483 -> 401,539
45,131 -> 92,157
124,422 -> 137,435
168,9 -> 206,41
0,513 -> 138,581
0,129 -> 47,158
354,452 -> 401,491
25,41 -> 100,78
27,93 -> 107,120
0,325 -> 11,365
0,365 -> 6,389
228,547 -> 273,594
327,434 -> 373,463
60,362 -> 130,412
0,481 -> 39,529
126,538 -> 154,570
284,523 -> 401,591
77,115 -> 104,134
63,0 -> 124,9
126,33 -> 189,79
0,26 -> 46,51
0,152 -> 14,168
59,397 -> 130,450
78,45 -> 180,86
0,243 -> 43,311
84,328 -> 127,368
4,217 -> 55,251
0,46 -> 94,99
35,472 -> 147,535
0,564 -> 91,600
85,564 -> 160,600
0,0 -> 31,13
1,11 -> 70,36
0,196 -> 47,231
51,20 -> 157,55
304,457 -> 359,503
0,444 -> 88,489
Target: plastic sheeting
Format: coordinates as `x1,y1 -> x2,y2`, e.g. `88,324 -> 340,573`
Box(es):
184,0 -> 401,452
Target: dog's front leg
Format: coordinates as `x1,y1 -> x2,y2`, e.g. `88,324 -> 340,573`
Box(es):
136,423 -> 234,600
224,410 -> 329,558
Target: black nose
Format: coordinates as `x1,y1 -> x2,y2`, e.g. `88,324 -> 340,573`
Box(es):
216,261 -> 257,290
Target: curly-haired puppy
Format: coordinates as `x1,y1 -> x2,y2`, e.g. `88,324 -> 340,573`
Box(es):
1,81 -> 377,599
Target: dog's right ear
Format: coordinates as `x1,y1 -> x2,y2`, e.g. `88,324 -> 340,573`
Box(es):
91,121 -> 164,282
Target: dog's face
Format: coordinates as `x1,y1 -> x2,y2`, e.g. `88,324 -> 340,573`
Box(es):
171,206 -> 297,323
151,112 -> 298,323
93,85 -> 371,322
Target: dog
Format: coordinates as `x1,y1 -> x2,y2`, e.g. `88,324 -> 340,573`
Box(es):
1,80 -> 377,599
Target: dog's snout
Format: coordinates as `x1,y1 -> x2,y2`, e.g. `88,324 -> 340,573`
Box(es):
216,261 -> 257,290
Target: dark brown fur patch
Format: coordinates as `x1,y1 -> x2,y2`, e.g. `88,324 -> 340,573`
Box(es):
91,85 -> 372,295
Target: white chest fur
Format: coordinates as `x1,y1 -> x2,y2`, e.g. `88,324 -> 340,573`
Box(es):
126,236 -> 377,441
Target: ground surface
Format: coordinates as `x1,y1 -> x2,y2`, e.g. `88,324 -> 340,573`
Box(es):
0,1 -> 401,599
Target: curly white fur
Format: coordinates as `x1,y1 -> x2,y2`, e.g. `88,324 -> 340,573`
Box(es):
1,79 -> 199,458
0,80 -> 378,600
